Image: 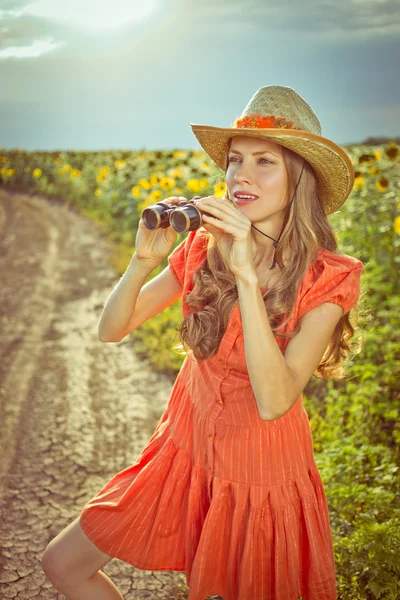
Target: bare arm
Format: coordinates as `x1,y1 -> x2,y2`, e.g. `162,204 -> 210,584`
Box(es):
98,254 -> 157,342
98,195 -> 189,342
98,254 -> 182,342
236,274 -> 343,421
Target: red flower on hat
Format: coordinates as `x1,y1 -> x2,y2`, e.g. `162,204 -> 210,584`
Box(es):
234,113 -> 302,130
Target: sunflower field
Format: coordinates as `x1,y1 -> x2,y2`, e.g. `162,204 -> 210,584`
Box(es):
0,141 -> 399,600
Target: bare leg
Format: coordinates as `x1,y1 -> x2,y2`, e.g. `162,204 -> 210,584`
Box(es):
42,515 -> 125,600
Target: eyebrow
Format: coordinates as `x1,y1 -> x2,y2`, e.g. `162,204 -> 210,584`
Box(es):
229,148 -> 279,158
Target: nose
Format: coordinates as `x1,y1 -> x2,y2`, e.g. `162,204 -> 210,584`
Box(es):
233,161 -> 253,184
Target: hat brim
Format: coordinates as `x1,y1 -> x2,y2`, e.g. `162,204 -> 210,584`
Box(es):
190,124 -> 354,214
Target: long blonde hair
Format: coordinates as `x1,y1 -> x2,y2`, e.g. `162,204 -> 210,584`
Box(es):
174,141 -> 364,379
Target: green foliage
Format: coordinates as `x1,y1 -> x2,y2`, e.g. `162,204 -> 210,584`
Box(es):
1,142 -> 399,599
302,142 -> 400,599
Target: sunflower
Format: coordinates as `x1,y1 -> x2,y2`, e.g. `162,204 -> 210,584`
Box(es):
159,177 -> 176,191
385,144 -> 399,160
214,181 -> 226,197
131,186 -> 141,198
149,189 -> 163,202
187,178 -> 201,193
353,175 -> 364,191
138,178 -> 151,190
376,177 -> 389,192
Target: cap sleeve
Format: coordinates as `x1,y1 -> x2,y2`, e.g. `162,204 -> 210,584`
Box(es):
298,251 -> 364,320
167,227 -> 208,289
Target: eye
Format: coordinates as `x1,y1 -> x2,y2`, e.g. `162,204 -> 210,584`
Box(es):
228,156 -> 272,164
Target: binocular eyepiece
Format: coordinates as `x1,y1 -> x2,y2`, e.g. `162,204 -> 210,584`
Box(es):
141,196 -> 212,233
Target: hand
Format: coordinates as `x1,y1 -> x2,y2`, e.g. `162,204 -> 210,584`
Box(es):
135,196 -> 187,265
194,196 -> 257,278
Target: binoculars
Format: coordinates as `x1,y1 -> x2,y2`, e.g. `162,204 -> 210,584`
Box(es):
141,196 -> 213,233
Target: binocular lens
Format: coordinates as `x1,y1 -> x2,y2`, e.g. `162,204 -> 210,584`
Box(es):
141,196 -> 206,232
142,202 -> 174,229
142,210 -> 158,230
170,205 -> 201,233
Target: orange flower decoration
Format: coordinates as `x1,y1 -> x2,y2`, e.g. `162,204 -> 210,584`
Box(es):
234,113 -> 302,130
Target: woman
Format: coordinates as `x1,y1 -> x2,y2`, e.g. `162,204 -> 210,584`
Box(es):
42,85 -> 364,600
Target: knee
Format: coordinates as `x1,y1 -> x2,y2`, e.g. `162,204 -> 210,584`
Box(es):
42,540 -> 67,586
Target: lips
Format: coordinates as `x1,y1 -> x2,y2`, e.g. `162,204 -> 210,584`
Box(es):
233,191 -> 259,199
235,198 -> 258,205
233,191 -> 259,205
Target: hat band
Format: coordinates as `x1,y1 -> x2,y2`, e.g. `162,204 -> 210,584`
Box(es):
233,113 -> 303,130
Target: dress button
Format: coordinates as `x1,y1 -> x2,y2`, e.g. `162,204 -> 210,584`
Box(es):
218,399 -> 224,407
225,368 -> 230,375
233,321 -> 239,328
208,434 -> 215,441
218,358 -> 224,363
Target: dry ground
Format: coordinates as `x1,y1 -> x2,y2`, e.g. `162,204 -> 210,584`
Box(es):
0,189 -> 199,599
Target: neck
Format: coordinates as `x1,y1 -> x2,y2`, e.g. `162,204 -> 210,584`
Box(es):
250,213 -> 285,266
251,227 -> 274,258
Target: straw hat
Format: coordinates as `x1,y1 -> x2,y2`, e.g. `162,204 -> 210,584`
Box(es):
190,85 -> 354,215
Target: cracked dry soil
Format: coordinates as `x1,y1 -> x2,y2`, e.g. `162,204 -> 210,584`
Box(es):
0,189 -> 207,600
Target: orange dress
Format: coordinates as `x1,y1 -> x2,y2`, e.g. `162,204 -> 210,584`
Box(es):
79,228 -> 363,600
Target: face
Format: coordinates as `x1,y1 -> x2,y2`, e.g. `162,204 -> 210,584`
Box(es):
225,135 -> 289,222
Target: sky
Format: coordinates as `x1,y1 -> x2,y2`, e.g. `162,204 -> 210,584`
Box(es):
0,0 -> 399,151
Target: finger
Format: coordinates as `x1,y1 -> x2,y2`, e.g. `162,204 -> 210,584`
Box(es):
199,202 -> 245,225
202,214 -> 248,236
197,197 -> 240,217
165,196 -> 187,205
200,220 -> 222,239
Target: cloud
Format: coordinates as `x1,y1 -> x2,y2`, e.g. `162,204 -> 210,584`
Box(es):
0,14 -> 69,49
0,0 -> 399,62
0,0 -> 32,11
0,1 -> 175,58
173,0 -> 400,36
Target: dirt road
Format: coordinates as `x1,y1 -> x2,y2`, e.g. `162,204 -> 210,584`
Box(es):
0,189 -> 192,599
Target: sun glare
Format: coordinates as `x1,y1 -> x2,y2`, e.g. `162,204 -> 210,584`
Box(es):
23,0 -> 157,31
